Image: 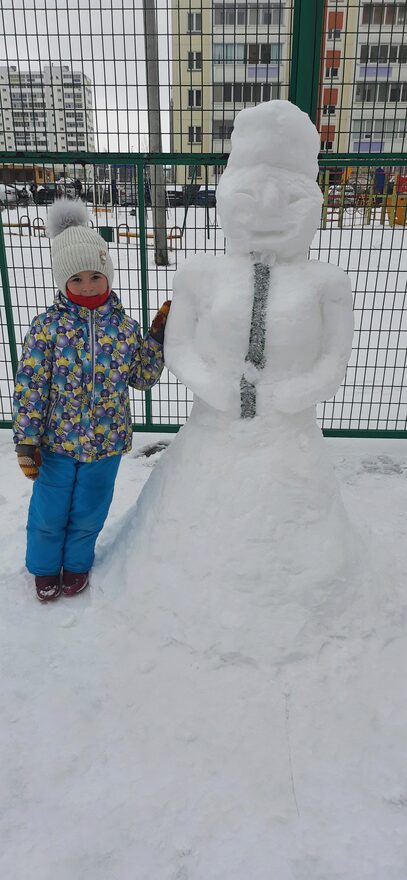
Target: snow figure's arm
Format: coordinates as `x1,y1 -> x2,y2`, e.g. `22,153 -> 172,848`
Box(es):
273,269 -> 354,414
165,268 -> 238,412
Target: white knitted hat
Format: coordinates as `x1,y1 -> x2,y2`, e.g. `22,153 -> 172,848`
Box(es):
47,199 -> 114,293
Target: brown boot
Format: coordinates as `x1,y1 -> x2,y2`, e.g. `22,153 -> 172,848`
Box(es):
35,574 -> 62,602
62,570 -> 89,596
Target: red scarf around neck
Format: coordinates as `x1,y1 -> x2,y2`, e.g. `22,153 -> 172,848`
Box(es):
66,289 -> 110,310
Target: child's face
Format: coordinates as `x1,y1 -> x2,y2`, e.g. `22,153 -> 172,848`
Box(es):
67,271 -> 108,297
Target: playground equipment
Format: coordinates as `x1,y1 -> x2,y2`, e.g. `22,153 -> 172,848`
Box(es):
117,224 -> 182,250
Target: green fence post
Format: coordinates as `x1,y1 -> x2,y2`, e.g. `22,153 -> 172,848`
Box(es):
289,0 -> 325,122
136,158 -> 153,430
0,213 -> 19,377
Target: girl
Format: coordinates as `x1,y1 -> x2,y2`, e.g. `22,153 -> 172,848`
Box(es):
13,199 -> 170,602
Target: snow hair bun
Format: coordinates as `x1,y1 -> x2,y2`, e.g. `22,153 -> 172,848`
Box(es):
229,99 -> 320,181
48,198 -> 114,293
46,198 -> 90,240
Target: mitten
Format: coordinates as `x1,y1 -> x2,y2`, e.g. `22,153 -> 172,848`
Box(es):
149,300 -> 171,344
16,444 -> 42,481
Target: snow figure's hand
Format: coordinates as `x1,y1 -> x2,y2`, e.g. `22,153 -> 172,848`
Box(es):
273,266 -> 354,414
207,378 -> 241,413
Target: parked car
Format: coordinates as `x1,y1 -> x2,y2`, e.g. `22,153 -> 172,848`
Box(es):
34,183 -> 58,205
0,184 -> 19,209
166,187 -> 185,207
194,186 -> 217,208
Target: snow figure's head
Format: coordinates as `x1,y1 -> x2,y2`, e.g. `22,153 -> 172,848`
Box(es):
216,101 -> 323,261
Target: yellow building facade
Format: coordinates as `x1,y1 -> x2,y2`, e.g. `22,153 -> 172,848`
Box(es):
171,0 -> 212,181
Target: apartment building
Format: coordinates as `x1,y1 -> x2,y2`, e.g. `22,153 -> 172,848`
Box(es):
171,1 -> 291,181
171,0 -> 212,179
0,64 -> 95,153
352,1 -> 407,153
320,1 -> 407,154
211,0 -> 291,166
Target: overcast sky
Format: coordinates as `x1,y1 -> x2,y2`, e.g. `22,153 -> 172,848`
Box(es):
0,0 -> 173,150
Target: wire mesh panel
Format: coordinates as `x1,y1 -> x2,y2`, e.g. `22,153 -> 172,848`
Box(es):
0,0 -> 407,436
319,0 -> 407,155
0,1 -> 293,156
1,154 -> 407,434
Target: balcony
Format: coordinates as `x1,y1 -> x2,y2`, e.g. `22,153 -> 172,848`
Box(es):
353,140 -> 384,152
359,65 -> 392,77
247,64 -> 280,79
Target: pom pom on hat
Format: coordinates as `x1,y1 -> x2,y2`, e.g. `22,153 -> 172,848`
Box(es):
47,198 -> 114,294
46,198 -> 89,239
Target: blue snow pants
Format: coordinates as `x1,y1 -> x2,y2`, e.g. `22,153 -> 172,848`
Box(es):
26,448 -> 121,575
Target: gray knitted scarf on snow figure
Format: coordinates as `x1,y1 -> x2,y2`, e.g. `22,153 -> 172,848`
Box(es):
240,260 -> 270,419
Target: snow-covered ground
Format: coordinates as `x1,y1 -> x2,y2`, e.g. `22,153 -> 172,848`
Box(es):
1,428 -> 407,880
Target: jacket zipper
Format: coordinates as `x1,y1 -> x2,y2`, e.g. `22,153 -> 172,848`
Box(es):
89,309 -> 96,408
46,396 -> 57,426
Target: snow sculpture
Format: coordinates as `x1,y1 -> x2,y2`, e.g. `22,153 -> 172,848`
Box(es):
131,101 -> 355,590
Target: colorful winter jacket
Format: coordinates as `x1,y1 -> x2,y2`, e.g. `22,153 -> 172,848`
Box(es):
13,290 -> 164,462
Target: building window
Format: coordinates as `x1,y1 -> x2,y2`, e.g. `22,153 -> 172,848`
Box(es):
187,12 -> 202,33
188,165 -> 201,179
362,4 -> 407,25
213,121 -> 234,140
326,67 -> 339,77
213,43 -> 246,64
188,89 -> 202,107
377,83 -> 388,101
252,82 -> 262,101
328,29 -> 341,40
323,104 -> 336,115
361,44 -> 400,63
321,140 -> 333,151
247,43 -> 282,64
237,5 -> 246,25
187,51 -> 202,71
389,84 -> 402,101
355,83 -> 376,102
223,83 -> 232,102
188,52 -> 202,70
243,82 -> 252,102
214,82 -> 280,104
260,4 -> 284,26
188,125 -> 202,143
356,81 -> 407,102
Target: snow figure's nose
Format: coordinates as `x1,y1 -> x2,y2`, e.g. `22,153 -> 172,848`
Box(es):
261,180 -> 282,213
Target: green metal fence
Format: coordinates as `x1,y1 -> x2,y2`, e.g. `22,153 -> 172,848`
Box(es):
0,1 -> 407,436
